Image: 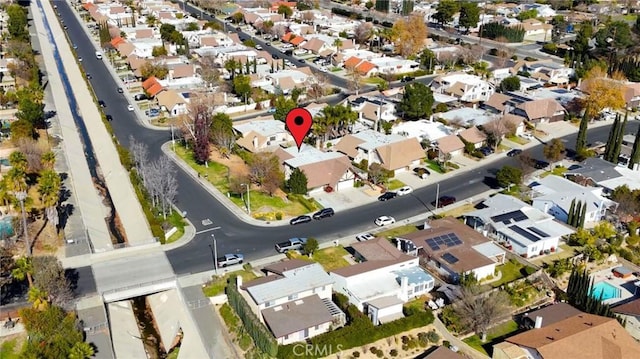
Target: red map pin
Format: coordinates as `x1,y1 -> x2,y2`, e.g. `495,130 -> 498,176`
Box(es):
285,108 -> 313,151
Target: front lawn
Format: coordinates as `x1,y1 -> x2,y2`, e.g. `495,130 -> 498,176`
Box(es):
377,225 -> 420,238
506,135 -> 528,145
424,159 -> 445,174
202,268 -> 259,297
386,179 -> 406,190
463,320 -> 519,356
287,246 -> 351,272
174,144 -> 321,218
0,338 -> 21,359
540,166 -> 567,178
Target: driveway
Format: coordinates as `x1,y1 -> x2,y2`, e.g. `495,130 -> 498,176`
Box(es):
314,187 -> 377,212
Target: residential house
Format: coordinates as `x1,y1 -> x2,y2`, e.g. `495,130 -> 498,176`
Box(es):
458,126 -> 487,149
431,73 -> 495,103
401,217 -> 506,283
333,130 -> 425,173
484,114 -> 527,137
392,120 -> 453,143
234,118 -> 293,152
282,32 -> 306,47
518,3 -> 557,18
141,76 -> 165,98
518,303 -> 583,330
623,82 -> 640,109
329,237 -> 435,324
529,175 -> 617,226
435,134 -> 465,157
492,313 -> 640,359
513,19 -> 553,42
438,108 -> 497,127
343,57 -> 378,77
464,194 -> 575,258
423,347 -> 466,359
348,96 -> 397,126
525,62 -> 575,85
369,57 -> 420,76
564,157 -> 640,193
238,259 -> 344,345
155,89 -> 187,117
483,93 -> 516,114
274,144 -> 355,193
613,297 -> 640,340
513,98 -> 565,123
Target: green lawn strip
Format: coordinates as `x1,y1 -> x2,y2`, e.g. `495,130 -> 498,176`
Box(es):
288,246 -> 351,272
377,225 -> 420,239
0,338 -> 20,359
203,270 -> 259,297
490,260 -> 526,288
165,211 -> 186,243
386,179 -> 406,190
506,135 -> 528,145
424,159 -> 444,174
173,144 -> 314,217
463,320 -> 519,356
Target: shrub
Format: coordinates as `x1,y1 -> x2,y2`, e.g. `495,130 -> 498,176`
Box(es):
390,349 -> 398,357
239,334 -> 252,350
427,330 -> 440,343
352,351 -> 360,358
275,212 -> 283,220
443,340 -> 451,348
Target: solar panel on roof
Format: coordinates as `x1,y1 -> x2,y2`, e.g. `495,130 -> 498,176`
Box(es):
442,253 -> 459,264
426,239 -> 440,251
491,210 -> 528,224
510,225 -> 541,243
527,227 -> 550,238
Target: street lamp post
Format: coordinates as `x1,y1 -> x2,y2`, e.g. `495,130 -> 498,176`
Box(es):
241,183 -> 251,215
15,191 -> 30,256
212,234 -> 218,276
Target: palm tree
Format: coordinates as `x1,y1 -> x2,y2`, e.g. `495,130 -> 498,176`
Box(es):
332,39 -> 343,66
0,178 -> 11,214
5,167 -> 27,193
68,342 -> 95,359
12,256 -> 33,287
28,287 -> 49,311
146,14 -> 157,27
224,59 -> 239,80
38,169 -> 61,229
40,151 -> 56,171
9,151 -> 28,172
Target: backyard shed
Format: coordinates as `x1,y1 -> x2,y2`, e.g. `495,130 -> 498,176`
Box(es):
613,266 -> 633,279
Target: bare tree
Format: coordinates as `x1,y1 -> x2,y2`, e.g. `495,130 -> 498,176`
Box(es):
484,116 -> 515,151
308,72 -> 328,101
272,24 -> 287,39
17,138 -> 47,173
517,150 -> 536,176
452,284 -> 512,342
197,55 -> 220,89
129,135 -> 150,188
147,155 -> 178,219
32,256 -> 74,309
248,153 -> 283,195
345,67 -> 364,96
229,175 -> 250,195
354,22 -> 373,45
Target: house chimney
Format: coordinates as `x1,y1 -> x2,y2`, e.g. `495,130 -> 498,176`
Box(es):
535,316 -> 543,329
236,275 -> 243,290
400,276 -> 409,298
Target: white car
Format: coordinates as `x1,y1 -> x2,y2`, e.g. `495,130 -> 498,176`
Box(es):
519,133 -> 534,140
356,233 -> 376,242
255,44 -> 262,50
375,216 -> 396,227
127,105 -> 134,112
396,186 -> 413,196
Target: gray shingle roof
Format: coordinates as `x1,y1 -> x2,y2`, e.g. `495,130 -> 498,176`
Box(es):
245,262 -> 334,304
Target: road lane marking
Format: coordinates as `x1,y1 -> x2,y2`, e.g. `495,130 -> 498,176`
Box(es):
195,226 -> 221,235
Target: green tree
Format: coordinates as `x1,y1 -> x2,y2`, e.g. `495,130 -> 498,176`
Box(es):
418,49 -> 436,73
9,151 -> 28,172
574,200 -> 583,227
233,74 -> 251,103
277,5 -> 293,19
151,45 -> 168,57
186,22 -> 199,31
595,21 -> 633,51
159,23 -> 177,42
498,76 -> 521,92
603,114 -> 620,162
433,0 -> 460,25
397,82 -> 434,120
579,201 -> 587,228
516,9 -> 538,21
543,138 -> 565,165
210,113 -> 235,158
567,198 -> 576,226
496,165 -> 522,188
19,305 -> 84,358
312,105 -> 358,146
16,96 -> 45,129
576,109 -> 589,155
6,4 -> 29,41
273,95 -> 296,122
571,20 -> 593,54
28,287 -> 49,311
68,341 -> 95,359
365,1 -> 374,10
303,238 -> 319,257
458,2 -> 480,31
38,169 -> 62,228
41,151 -> 56,171
286,168 -> 308,194
224,59 -> 239,80
231,12 -> 244,24
593,222 -> 616,240
609,111 -> 628,164
10,119 -> 35,141
12,256 -> 33,287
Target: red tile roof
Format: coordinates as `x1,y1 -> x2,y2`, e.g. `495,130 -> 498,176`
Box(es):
110,37 -> 126,48
142,77 -> 164,97
290,36 -> 305,46
343,56 -> 362,69
355,61 -> 376,74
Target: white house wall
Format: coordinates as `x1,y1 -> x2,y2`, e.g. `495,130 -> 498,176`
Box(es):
278,321 -> 333,345
257,285 -> 332,311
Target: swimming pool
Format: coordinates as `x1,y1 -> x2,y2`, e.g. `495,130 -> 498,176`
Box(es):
0,216 -> 14,238
591,281 -> 621,300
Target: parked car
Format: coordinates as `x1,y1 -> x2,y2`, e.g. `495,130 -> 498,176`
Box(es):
534,160 -> 549,169
356,233 -> 376,242
378,192 -> 397,201
375,216 -> 396,226
134,94 -> 147,101
396,186 -> 413,196
433,196 -> 456,208
255,44 -> 263,50
98,100 -> 106,108
216,253 -> 244,267
117,87 -> 123,93
127,105 -> 135,112
507,149 -> 523,157
401,76 -> 415,83
106,115 -> 113,121
272,54 -> 280,59
413,167 -> 430,179
275,238 -> 308,253
289,215 -> 312,225
298,59 -> 306,63
86,73 -> 92,79
520,133 -> 534,140
313,208 -> 335,219
266,108 -> 276,114
478,147 -> 493,156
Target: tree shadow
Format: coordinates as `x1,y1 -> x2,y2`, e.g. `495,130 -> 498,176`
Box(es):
65,268 -> 79,294
57,203 -> 74,231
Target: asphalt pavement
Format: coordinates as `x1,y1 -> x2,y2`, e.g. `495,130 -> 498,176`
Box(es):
57,3 -> 638,280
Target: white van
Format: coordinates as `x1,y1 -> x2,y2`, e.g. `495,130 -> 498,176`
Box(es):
95,51 -> 103,60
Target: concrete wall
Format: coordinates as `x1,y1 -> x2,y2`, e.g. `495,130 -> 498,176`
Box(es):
107,301 -> 147,359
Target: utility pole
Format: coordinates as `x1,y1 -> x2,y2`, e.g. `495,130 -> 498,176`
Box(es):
435,183 -> 440,210
242,183 -> 251,215
212,234 -> 218,276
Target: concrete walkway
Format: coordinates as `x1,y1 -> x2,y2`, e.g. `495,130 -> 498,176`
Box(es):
30,1 -> 112,252
38,0 -> 154,247
107,301 -> 147,359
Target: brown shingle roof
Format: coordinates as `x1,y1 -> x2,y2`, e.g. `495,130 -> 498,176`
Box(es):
333,135 -> 365,158
156,90 -> 185,111
298,156 -> 352,189
505,313 -> 640,359
277,76 -> 297,91
516,98 -> 565,120
458,126 -> 487,144
200,36 -> 218,47
484,93 -> 513,113
117,42 -> 135,57
613,297 -> 640,316
332,238 -> 415,277
423,346 -> 465,359
172,64 -> 195,79
437,134 -> 465,154
135,29 -> 154,39
302,38 -> 325,53
263,259 -> 313,275
376,137 -> 425,171
523,303 -> 583,328
261,294 -> 333,338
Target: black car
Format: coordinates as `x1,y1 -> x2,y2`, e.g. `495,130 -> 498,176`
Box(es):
479,147 -> 494,156
400,76 -> 415,83
298,59 -> 306,63
98,100 -> 106,108
106,115 -> 113,121
134,94 -> 147,101
313,208 -> 335,220
432,196 -> 456,208
378,191 -> 397,201
86,73 -> 92,79
289,215 -> 312,225
534,160 -> 549,169
272,54 -> 280,59
507,149 -> 523,157
117,87 -> 123,93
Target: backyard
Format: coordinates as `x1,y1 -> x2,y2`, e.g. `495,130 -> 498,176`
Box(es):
462,320 -> 520,356
202,267 -> 259,297
485,259 -> 537,288
377,224 -> 421,238
287,246 -> 351,272
174,144 -> 321,219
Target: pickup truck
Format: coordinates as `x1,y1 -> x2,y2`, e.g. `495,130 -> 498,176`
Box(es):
275,238 -> 307,253
216,254 -> 244,268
